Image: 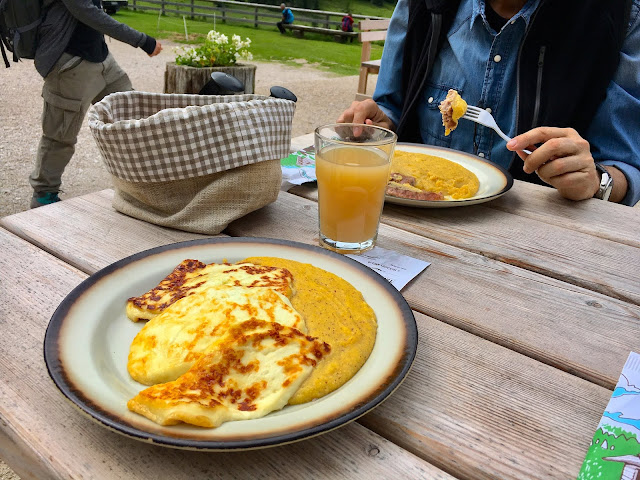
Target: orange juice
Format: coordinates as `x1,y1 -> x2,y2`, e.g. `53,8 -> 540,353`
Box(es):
316,145 -> 391,244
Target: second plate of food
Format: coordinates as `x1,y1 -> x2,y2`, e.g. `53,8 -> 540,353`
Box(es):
385,143 -> 513,208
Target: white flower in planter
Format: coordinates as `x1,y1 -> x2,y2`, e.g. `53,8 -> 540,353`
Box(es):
177,30 -> 252,67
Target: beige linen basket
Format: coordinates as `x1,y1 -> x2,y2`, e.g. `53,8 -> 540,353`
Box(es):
88,91 -> 296,234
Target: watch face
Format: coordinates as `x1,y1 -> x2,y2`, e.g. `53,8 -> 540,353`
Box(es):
595,164 -> 613,200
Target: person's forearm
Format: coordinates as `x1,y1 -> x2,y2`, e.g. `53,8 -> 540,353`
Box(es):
604,165 -> 628,204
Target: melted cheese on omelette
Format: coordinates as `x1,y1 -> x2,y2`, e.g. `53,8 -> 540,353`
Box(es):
389,150 -> 479,200
126,260 -> 294,322
242,257 -> 377,405
128,285 -> 307,386
127,319 -> 330,427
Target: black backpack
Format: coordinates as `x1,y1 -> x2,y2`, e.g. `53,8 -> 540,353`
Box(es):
0,0 -> 45,68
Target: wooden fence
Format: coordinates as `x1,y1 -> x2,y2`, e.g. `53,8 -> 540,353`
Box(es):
129,0 -> 386,32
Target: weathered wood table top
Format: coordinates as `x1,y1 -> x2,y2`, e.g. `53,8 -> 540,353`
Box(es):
1,137 -> 639,480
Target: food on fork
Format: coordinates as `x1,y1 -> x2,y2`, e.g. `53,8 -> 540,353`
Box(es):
387,150 -> 479,200
125,257 -> 377,427
439,89 -> 468,136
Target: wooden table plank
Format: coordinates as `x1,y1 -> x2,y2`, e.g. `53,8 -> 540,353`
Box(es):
0,190 -> 210,274
288,184 -> 640,305
0,226 -> 607,480
488,180 -> 640,248
225,191 -> 640,389
289,132 -> 314,153
360,310 -> 610,480
3,190 -> 638,389
0,229 -> 453,480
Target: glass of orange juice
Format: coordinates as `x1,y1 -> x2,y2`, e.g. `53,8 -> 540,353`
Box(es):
314,123 -> 397,254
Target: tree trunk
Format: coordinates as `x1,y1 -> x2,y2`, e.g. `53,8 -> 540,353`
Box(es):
164,62 -> 257,94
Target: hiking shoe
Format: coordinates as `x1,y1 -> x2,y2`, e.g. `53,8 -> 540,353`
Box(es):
30,191 -> 61,209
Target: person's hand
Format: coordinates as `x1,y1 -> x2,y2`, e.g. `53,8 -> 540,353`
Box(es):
149,41 -> 163,57
507,127 -> 600,201
337,99 -> 396,131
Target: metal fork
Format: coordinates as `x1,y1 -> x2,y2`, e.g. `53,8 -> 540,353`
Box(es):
462,106 -> 532,155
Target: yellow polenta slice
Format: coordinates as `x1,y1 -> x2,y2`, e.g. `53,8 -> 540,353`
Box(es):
126,260 -> 294,322
391,150 -> 479,200
127,319 -> 330,428
127,285 -> 306,386
243,257 -> 377,405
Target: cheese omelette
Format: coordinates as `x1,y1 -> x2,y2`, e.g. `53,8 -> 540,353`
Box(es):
127,319 -> 330,428
126,259 -> 294,322
128,284 -> 306,386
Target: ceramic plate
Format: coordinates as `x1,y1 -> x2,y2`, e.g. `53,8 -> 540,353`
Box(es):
44,237 -> 417,451
386,143 -> 513,208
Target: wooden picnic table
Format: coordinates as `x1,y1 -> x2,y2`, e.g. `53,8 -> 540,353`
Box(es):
1,134 -> 639,479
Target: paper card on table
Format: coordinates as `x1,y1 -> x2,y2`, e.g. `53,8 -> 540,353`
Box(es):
280,147 -> 316,191
578,351 -> 640,480
347,246 -> 430,291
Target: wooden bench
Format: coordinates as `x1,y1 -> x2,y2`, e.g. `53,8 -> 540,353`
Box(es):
284,24 -> 358,41
358,19 -> 390,96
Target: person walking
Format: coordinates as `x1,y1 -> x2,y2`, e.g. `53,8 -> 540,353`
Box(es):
277,3 -> 294,34
29,0 -> 162,209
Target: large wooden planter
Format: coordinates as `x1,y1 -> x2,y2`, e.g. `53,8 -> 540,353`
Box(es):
164,62 -> 257,94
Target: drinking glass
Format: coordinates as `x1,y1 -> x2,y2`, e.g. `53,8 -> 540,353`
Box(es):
314,123 -> 397,254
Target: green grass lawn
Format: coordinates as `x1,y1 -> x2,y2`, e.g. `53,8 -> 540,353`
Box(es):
115,8 -> 386,76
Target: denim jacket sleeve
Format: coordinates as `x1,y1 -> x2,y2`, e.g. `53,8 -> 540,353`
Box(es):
372,0 -> 409,129
587,0 -> 640,206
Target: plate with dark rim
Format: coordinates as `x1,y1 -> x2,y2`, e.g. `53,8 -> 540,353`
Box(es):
385,143 -> 513,207
44,237 -> 417,451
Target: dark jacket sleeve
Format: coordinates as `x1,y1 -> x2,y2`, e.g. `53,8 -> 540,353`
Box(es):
60,0 -> 154,49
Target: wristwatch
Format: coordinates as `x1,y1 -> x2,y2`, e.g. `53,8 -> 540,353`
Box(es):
594,163 -> 614,201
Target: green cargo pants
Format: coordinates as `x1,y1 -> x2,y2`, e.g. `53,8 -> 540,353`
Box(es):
30,52 -> 133,194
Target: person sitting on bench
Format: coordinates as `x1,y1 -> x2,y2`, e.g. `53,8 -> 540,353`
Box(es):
277,3 -> 294,34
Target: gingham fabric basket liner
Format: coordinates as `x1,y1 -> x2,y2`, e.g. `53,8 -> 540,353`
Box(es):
88,91 -> 296,183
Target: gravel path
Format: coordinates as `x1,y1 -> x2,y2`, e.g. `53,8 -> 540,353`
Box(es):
0,38 -> 376,218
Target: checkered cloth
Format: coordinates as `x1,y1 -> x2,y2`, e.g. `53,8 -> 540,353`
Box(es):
88,91 -> 296,182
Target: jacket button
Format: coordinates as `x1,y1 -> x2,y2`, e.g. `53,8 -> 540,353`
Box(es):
494,54 -> 502,63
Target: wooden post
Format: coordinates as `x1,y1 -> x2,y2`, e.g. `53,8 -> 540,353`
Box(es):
164,63 -> 257,94
254,7 -> 258,27
325,14 -> 329,29
161,0 -> 165,16
190,0 -> 194,20
358,41 -> 372,94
